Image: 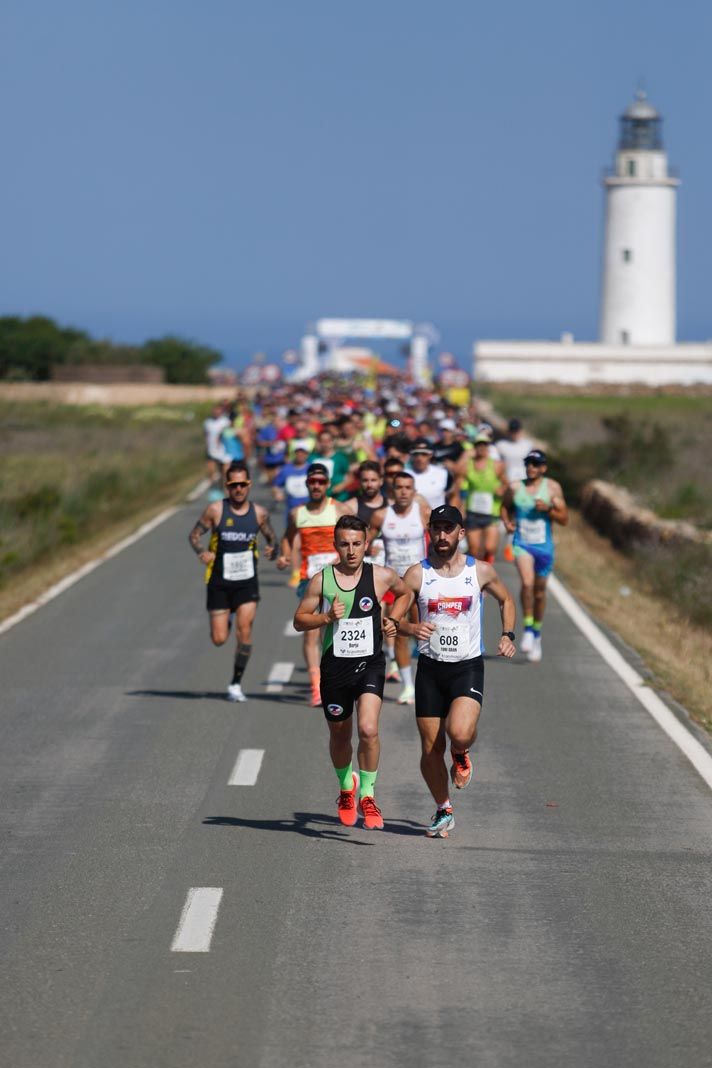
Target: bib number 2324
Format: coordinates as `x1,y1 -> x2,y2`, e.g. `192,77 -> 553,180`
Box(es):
334,617 -> 374,658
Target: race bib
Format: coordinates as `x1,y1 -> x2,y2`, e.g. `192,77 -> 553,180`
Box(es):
333,616 -> 374,658
307,551 -> 338,578
285,473 -> 308,499
519,518 -> 547,545
469,491 -> 494,515
387,540 -> 422,574
223,552 -> 255,581
429,620 -> 469,662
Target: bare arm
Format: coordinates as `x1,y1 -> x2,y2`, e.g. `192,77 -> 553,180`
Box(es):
476,561 -> 516,658
390,564 -> 434,641
366,507 -> 386,553
277,509 -> 297,569
187,503 -> 219,564
255,504 -> 277,559
377,568 -> 413,638
294,574 -> 343,632
500,486 -> 516,533
547,479 -> 568,526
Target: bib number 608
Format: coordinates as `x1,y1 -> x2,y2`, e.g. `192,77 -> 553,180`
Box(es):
440,633 -> 459,647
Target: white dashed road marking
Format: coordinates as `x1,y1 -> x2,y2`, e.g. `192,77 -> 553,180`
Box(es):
283,620 -> 299,636
228,748 -> 265,786
171,887 -> 223,953
266,661 -> 294,692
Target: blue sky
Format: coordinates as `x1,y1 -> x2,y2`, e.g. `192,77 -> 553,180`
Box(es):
2,1 -> 710,369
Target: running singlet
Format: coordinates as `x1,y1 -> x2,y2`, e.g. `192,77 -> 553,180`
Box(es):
381,503 -> 426,577
463,458 -> 502,517
417,556 -> 484,662
296,500 -> 338,579
512,478 -> 553,550
411,465 -> 450,510
320,563 -> 383,666
206,501 -> 259,587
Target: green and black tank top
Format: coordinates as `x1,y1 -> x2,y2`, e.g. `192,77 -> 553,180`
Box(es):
320,563 -> 383,670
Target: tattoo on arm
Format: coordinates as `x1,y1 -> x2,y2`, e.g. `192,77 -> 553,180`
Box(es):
259,513 -> 277,546
189,520 -> 210,555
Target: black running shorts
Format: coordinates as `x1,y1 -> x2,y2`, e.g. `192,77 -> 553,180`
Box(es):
466,511 -> 496,530
320,658 -> 386,722
206,580 -> 260,612
415,654 -> 484,718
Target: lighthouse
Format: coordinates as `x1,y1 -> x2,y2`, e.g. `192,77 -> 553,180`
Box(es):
599,90 -> 679,346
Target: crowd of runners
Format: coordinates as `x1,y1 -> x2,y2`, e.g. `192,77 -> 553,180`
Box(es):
192,378 -> 568,837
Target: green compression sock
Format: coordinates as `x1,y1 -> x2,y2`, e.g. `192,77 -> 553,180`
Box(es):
532,620 -> 542,634
335,763 -> 354,791
359,769 -> 378,799
524,615 -> 534,630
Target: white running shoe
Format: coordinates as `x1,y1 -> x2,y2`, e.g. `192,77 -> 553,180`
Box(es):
386,659 -> 402,683
527,637 -> 542,663
397,684 -> 415,705
226,682 -> 247,702
520,630 -> 534,654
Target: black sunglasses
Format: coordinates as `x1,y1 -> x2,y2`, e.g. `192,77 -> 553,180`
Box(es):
226,480 -> 250,489
307,477 -> 328,485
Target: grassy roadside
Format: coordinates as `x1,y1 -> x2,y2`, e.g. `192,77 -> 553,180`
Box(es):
554,514 -> 712,738
0,401 -> 210,621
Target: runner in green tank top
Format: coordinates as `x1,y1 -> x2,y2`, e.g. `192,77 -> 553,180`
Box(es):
294,514 -> 412,830
459,435 -> 508,564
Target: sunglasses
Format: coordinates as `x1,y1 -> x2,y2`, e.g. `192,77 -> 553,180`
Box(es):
307,477 -> 328,485
226,480 -> 250,489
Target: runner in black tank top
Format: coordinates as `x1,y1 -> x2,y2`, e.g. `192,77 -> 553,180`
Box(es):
187,461 -> 277,702
294,514 -> 412,831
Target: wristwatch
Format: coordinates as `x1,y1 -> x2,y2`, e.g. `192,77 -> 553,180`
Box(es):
501,631 -> 515,641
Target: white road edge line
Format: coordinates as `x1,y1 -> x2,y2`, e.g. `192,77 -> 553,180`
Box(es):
171,887 -> 223,952
266,661 -> 294,693
228,748 -> 265,786
548,574 -> 712,792
0,478 -> 210,638
283,619 -> 299,636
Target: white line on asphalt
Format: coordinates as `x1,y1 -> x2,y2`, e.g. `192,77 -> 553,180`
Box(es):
170,887 -> 223,952
0,480 -> 209,638
266,661 -> 295,692
548,574 -> 712,792
283,619 -> 299,636
228,748 -> 265,785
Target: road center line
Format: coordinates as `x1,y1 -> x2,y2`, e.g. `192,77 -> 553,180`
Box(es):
548,574 -> 712,792
228,748 -> 265,786
170,887 -> 223,952
266,661 -> 294,692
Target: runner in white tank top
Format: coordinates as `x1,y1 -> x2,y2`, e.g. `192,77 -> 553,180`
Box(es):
416,555 -> 483,662
368,472 -> 431,705
391,504 -> 516,839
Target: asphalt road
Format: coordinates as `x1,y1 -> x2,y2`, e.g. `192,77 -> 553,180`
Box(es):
1,494 -> 711,1068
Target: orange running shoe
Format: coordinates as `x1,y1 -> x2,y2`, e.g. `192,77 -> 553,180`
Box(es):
358,795 -> 384,830
337,773 -> 359,826
503,544 -> 515,563
450,749 -> 473,789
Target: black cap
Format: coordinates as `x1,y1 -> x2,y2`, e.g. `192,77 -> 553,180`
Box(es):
410,437 -> 433,454
429,504 -> 464,528
508,417 -> 522,432
306,462 -> 330,478
524,449 -> 547,466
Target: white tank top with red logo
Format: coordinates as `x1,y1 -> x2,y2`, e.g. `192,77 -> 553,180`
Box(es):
382,502 -> 426,577
417,556 -> 484,662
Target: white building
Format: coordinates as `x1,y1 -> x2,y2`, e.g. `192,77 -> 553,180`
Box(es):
474,92 -> 712,387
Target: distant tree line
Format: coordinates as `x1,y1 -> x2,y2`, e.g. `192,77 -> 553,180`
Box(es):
0,316 -> 222,384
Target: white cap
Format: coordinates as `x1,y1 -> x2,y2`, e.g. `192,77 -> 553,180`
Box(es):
440,418 -> 457,431
292,438 -> 311,452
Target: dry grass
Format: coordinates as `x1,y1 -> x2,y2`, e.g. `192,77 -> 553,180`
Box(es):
554,514 -> 712,736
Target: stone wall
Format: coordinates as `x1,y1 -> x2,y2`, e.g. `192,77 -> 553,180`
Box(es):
580,479 -> 711,550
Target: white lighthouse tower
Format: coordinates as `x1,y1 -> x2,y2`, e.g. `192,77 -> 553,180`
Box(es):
599,90 -> 679,346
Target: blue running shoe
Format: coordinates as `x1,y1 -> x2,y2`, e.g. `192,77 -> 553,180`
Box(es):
426,806 -> 455,838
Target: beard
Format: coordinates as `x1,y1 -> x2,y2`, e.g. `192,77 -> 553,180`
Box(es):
433,538 -> 458,560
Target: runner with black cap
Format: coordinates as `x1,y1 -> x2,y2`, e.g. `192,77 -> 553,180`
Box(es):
277,462 -> 351,705
394,504 -> 516,837
500,450 -> 568,663
294,515 -> 412,830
